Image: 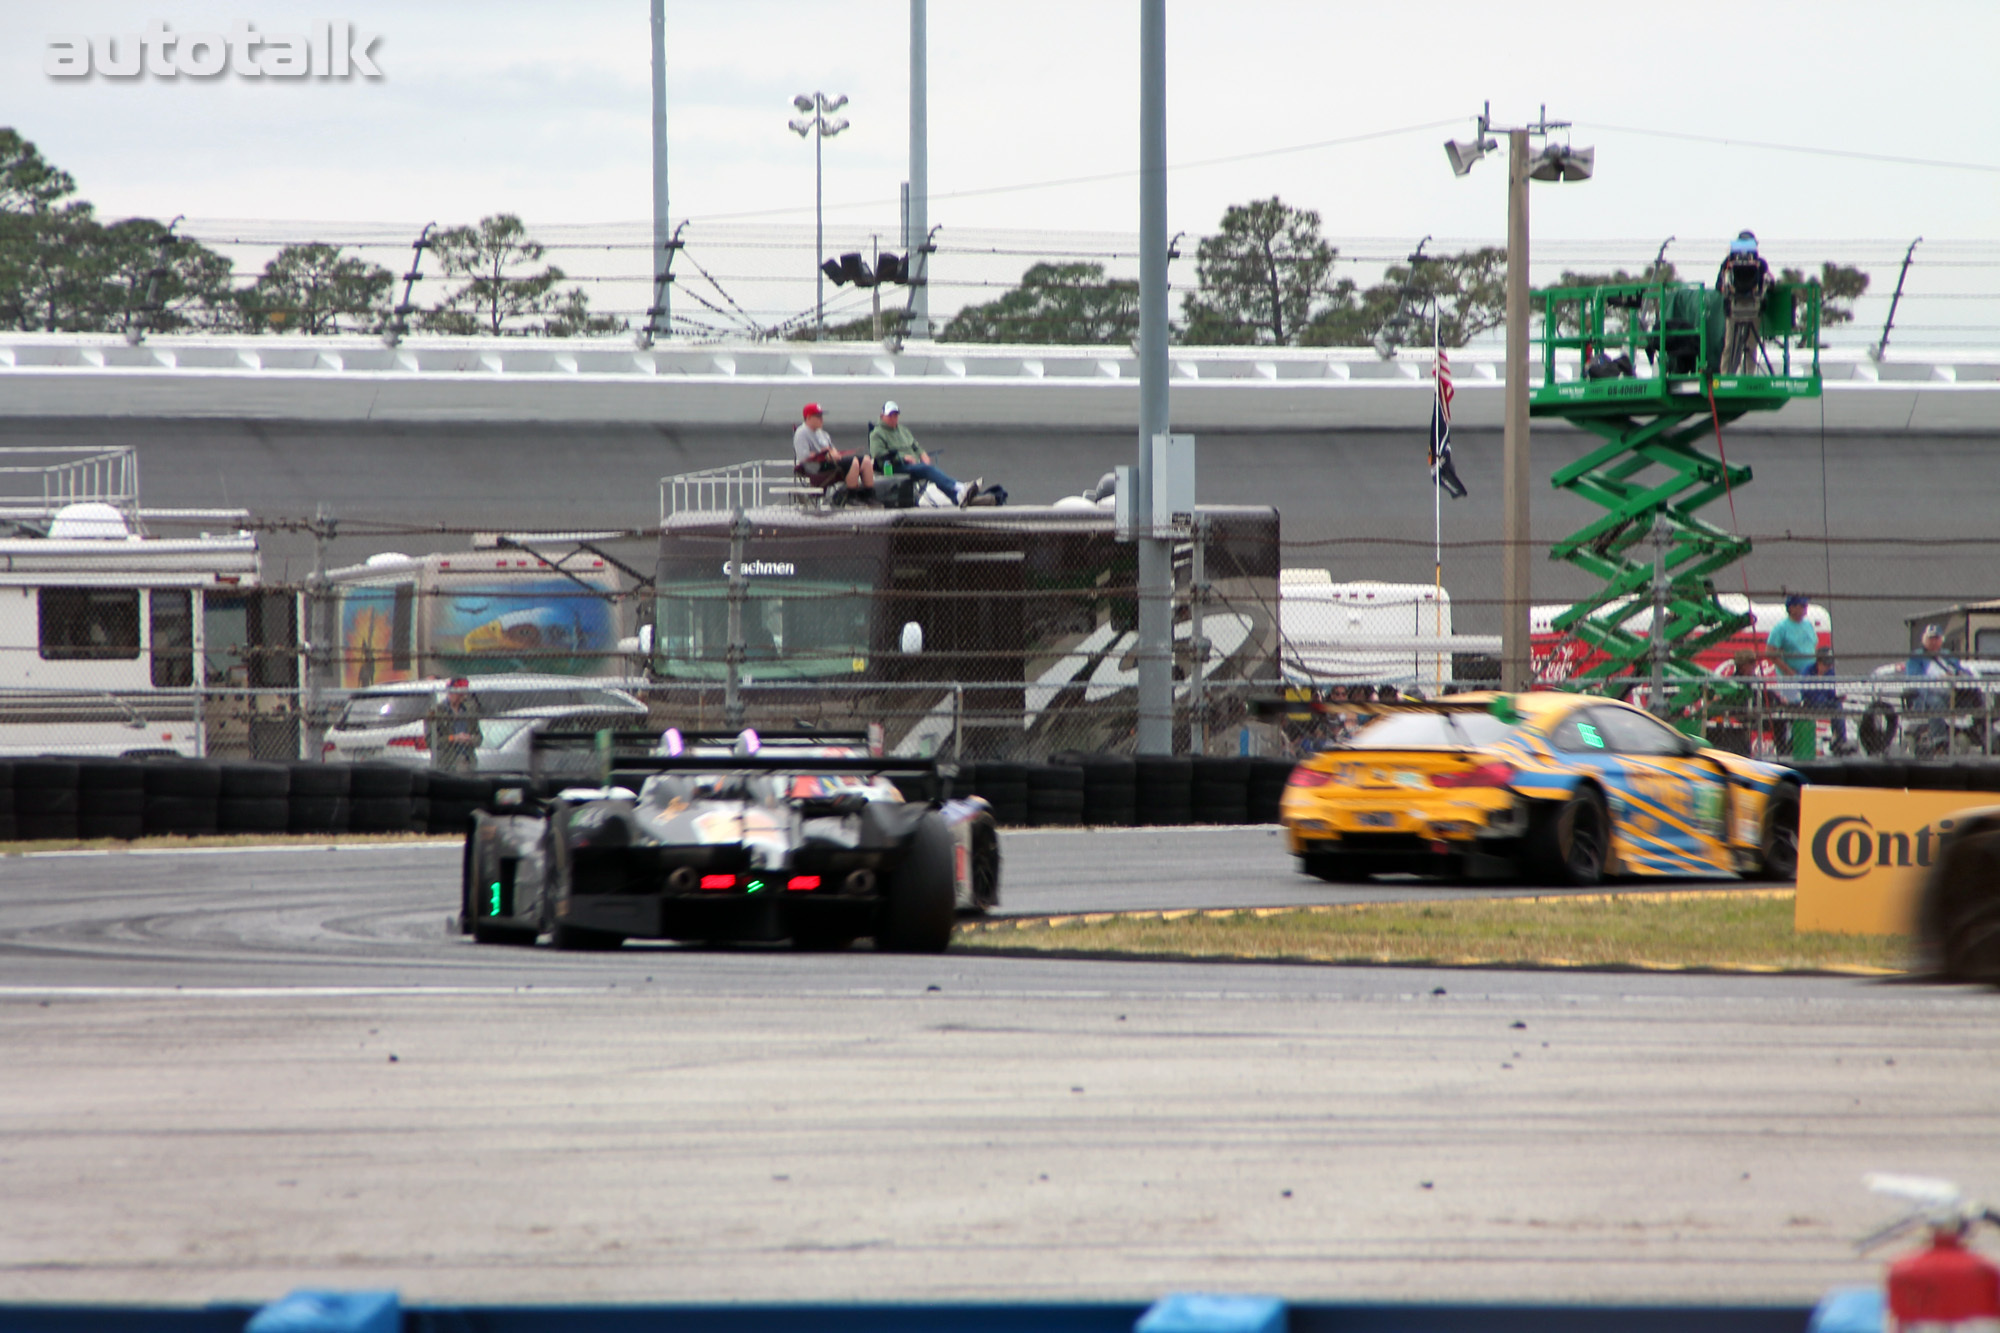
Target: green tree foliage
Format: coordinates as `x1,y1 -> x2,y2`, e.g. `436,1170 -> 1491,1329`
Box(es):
542,286 -> 627,338
238,243 -> 392,334
1180,197 -> 1353,346
0,129 -> 76,214
427,214 -> 567,335
942,261 -> 1139,344
0,128 -> 233,333
1308,247 -> 1509,349
1781,261 -> 1869,325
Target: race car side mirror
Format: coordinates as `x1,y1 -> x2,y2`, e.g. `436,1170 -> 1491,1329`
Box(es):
900,621 -> 924,654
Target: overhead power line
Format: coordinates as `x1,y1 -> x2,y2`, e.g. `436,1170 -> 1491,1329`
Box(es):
1590,123 -> 2000,176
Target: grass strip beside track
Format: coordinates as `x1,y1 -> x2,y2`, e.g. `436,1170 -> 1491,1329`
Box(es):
956,890 -> 1910,976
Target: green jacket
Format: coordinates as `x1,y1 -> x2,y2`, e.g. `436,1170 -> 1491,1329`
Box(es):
868,422 -> 923,468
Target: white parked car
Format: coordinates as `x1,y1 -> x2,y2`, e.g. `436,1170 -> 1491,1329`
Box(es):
324,676 -> 650,771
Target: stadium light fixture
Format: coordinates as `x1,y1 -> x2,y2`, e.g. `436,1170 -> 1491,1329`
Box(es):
791,91 -> 851,340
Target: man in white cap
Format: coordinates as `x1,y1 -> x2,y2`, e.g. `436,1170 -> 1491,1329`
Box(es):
1906,623 -> 1965,753
867,401 -> 980,507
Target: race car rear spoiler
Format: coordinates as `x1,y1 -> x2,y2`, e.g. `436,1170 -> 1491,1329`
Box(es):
528,728 -> 949,799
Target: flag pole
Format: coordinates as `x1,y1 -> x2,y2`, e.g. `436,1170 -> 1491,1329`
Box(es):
1433,305 -> 1444,671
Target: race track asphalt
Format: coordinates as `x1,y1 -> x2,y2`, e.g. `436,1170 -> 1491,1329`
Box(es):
2,832 -> 1995,1309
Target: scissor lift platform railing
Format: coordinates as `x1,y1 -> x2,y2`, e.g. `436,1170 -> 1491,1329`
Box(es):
1529,280 -> 1823,711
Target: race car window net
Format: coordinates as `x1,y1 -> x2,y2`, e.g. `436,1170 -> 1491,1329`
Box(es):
1346,711 -> 1517,749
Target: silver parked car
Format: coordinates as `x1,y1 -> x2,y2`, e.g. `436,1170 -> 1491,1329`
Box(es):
324,675 -> 649,772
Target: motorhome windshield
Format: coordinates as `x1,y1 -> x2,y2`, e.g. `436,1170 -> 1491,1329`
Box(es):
656,579 -> 873,680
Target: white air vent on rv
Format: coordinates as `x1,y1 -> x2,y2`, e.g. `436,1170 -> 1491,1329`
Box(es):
48,503 -> 132,540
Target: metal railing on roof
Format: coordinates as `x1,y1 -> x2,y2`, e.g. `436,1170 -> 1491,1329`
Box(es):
661,459 -> 811,520
0,447 -> 139,524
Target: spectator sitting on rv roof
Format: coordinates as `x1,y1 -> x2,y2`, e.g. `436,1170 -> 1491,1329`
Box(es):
427,677 -> 483,773
867,401 -> 980,508
792,403 -> 874,493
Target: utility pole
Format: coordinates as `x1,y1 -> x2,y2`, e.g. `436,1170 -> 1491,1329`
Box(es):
907,0 -> 929,340
1502,127 -> 1532,692
1135,0 -> 1171,755
1446,105 -> 1592,692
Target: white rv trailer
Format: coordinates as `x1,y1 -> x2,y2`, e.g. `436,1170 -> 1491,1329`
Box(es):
1279,572 -> 1498,690
0,505 -> 297,758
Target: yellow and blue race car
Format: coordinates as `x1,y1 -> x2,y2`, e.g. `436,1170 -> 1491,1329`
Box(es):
1280,691 -> 1800,886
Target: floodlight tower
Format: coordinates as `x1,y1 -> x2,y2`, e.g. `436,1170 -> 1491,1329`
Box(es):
1444,103 -> 1594,691
790,92 -> 850,340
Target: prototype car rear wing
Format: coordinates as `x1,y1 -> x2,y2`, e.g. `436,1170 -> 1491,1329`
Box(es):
526,727 -> 950,801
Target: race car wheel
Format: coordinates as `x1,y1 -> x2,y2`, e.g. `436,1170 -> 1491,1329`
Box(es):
1299,851 -> 1356,882
969,820 -> 1002,913
1917,826 -> 2000,983
1529,788 -> 1607,887
1752,783 -> 1801,882
1858,702 -> 1898,756
878,811 -> 957,953
472,921 -> 538,947
458,833 -> 476,934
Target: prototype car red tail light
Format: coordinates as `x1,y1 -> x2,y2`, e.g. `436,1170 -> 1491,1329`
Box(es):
699,873 -> 737,890
1430,761 -> 1515,789
786,875 -> 821,892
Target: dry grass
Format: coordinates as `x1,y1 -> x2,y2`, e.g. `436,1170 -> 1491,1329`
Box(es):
957,891 -> 1910,975
0,832 -> 457,856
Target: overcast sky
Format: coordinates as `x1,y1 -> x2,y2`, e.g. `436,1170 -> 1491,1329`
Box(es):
7,1 -> 1999,336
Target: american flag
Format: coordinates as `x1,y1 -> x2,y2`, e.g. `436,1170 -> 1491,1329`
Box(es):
1430,344 -> 1468,499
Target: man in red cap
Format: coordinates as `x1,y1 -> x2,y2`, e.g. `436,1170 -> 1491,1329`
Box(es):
792,403 -> 874,495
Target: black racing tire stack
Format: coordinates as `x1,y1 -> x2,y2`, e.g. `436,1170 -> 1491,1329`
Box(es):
1023,763 -> 1085,827
348,764 -> 416,833
142,761 -> 222,837
408,768 -> 432,834
16,758 -> 79,842
288,762 -> 351,834
1247,758 -> 1295,825
1054,752 -> 1137,827
1190,757 -> 1251,825
427,772 -> 492,836
218,762 -> 291,834
965,762 -> 1029,826
0,761 -> 15,841
1135,756 -> 1193,827
76,759 -> 145,841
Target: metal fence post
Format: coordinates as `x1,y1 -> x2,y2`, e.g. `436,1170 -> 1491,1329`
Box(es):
1650,517 -> 1668,717
1190,515 -> 1209,757
952,681 -> 964,763
725,507 -> 746,729
303,507 -> 333,761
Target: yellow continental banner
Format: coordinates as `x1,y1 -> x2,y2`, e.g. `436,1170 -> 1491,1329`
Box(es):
1796,786 -> 2000,935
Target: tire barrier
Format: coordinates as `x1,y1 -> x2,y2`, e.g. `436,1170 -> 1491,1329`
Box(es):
77,758 -> 145,841
15,758 -> 78,841
287,761 -> 350,834
1191,756 -> 1251,825
1135,756 -> 1194,827
1023,763 -> 1085,827
1054,752 -> 1138,827
1792,758 -> 2000,791
0,760 -> 15,841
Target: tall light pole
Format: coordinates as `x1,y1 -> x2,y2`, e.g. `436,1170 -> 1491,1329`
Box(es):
790,92 -> 849,340
1445,103 -> 1593,691
1135,0 -> 1171,755
907,0 -> 929,340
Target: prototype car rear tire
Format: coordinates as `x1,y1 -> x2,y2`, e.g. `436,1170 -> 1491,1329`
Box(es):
878,811 -> 957,953
1529,788 -> 1608,887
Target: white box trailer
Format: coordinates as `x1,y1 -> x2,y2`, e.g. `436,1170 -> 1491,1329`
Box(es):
1279,572 -> 1497,690
0,503 -> 298,758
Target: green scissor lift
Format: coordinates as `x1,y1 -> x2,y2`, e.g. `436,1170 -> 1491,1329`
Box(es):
1528,277 -> 1823,713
